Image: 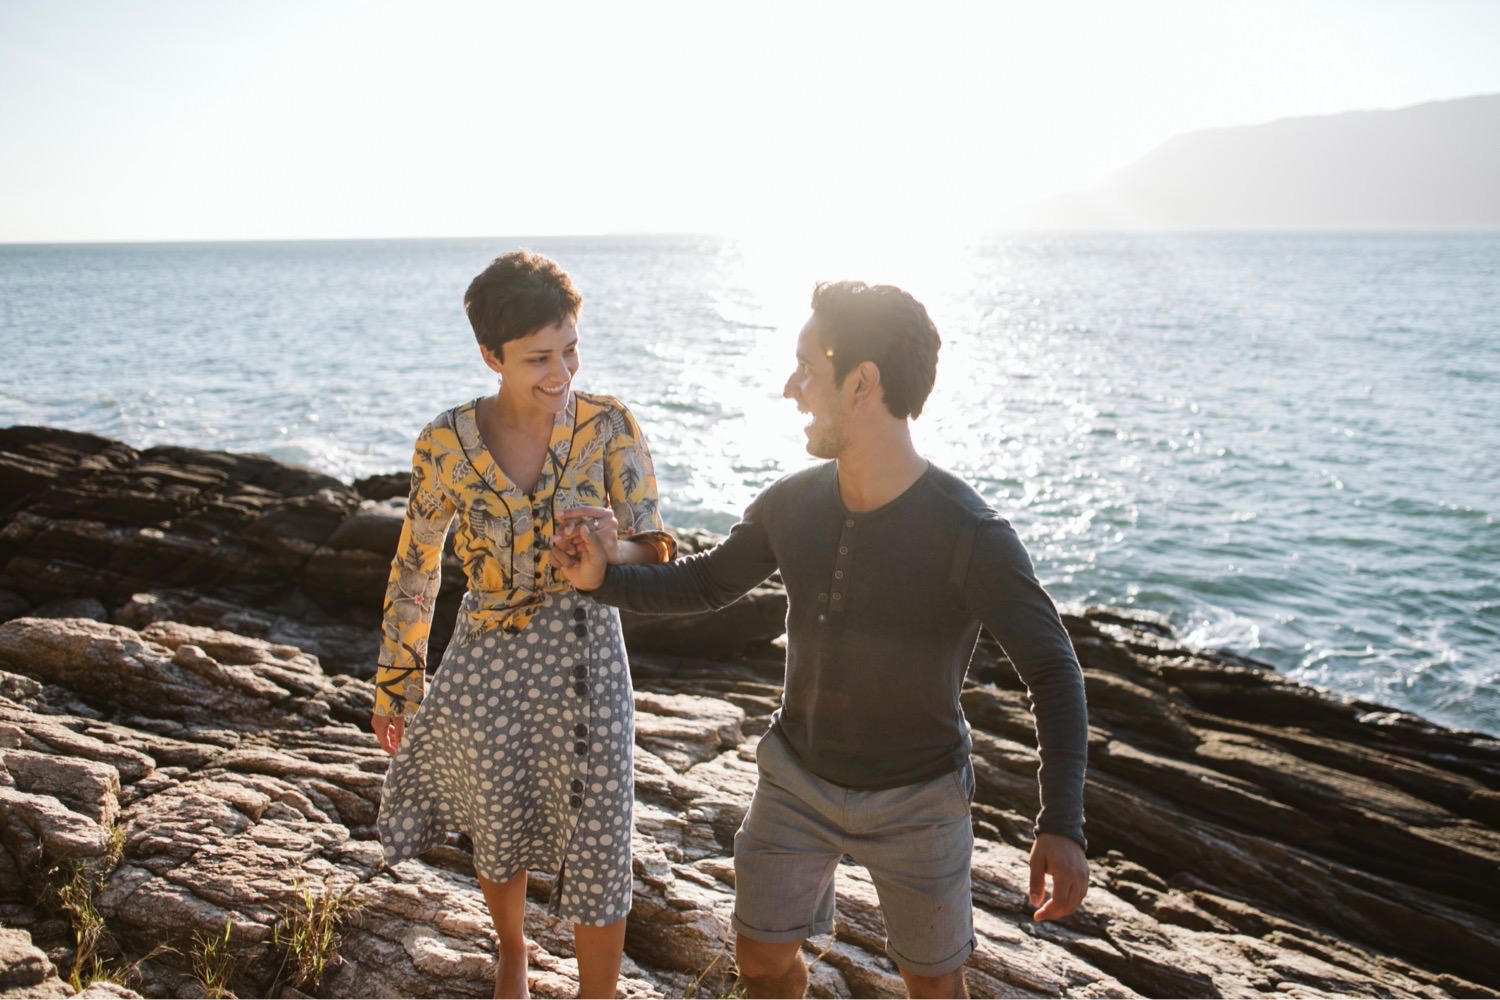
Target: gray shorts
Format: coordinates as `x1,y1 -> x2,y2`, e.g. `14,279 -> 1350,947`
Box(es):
731,731 -> 976,977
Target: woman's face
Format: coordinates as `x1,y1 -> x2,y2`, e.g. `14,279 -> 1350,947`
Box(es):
483,317 -> 581,413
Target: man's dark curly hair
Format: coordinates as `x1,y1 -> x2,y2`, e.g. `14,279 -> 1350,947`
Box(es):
809,280 -> 941,418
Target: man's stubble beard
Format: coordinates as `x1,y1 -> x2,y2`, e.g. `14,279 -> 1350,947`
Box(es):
805,413 -> 849,460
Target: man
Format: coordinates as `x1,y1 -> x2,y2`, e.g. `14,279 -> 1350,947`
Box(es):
554,281 -> 1089,999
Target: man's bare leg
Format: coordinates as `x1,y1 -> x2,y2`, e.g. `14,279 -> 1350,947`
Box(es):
900,966 -> 968,999
573,918 -> 626,999
735,934 -> 808,999
478,871 -> 530,999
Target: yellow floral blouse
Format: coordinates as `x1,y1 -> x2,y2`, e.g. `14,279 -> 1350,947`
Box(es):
374,391 -> 675,717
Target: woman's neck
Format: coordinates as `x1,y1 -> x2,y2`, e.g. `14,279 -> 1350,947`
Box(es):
487,386 -> 557,438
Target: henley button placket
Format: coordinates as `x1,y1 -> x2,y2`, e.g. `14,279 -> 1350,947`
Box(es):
828,517 -> 856,616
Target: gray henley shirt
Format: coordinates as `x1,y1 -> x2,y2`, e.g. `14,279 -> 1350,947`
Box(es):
591,460 -> 1088,848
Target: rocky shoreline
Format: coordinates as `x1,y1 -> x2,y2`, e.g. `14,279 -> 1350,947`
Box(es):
1,425 -> 1497,999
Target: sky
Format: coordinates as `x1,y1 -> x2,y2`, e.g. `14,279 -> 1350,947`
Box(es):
2,0 -> 1498,243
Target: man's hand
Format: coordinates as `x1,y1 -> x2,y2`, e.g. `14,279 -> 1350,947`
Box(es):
372,713 -> 405,756
552,509 -> 609,591
1029,832 -> 1089,921
556,506 -> 622,562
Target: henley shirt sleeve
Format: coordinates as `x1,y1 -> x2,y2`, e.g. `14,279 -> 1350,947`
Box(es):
588,485 -> 780,614
962,517 -> 1089,850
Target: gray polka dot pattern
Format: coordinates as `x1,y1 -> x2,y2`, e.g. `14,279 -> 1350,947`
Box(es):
378,591 -> 635,925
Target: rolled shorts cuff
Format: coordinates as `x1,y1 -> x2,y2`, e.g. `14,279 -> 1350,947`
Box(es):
732,911 -> 834,945
886,933 -> 976,977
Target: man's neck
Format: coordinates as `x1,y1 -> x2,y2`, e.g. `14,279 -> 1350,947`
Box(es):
834,421 -> 927,513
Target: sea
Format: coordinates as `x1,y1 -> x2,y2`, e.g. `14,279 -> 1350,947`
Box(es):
1,233 -> 1496,736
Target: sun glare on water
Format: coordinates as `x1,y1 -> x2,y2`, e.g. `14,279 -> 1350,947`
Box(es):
663,226 -> 988,482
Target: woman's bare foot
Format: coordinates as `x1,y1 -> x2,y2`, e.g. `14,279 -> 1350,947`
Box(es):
493,944 -> 530,999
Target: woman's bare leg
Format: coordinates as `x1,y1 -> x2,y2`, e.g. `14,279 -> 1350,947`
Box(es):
478,871 -> 530,999
573,918 -> 626,999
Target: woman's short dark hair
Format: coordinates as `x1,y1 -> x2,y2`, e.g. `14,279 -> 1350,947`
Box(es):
809,280 -> 941,419
464,251 -> 583,358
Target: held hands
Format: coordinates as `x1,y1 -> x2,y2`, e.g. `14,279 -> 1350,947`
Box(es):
552,506 -> 619,591
1029,832 -> 1089,921
374,508 -> 627,753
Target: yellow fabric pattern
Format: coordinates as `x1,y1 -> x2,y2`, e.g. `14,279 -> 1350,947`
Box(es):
374,391 -> 675,717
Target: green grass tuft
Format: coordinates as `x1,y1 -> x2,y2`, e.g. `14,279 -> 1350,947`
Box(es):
42,820 -> 130,992
191,919 -> 238,998
270,877 -> 358,993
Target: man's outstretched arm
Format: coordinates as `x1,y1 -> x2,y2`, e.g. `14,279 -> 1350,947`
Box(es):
555,492 -> 780,615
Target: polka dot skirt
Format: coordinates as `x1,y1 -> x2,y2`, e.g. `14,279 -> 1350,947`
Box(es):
378,591 -> 635,925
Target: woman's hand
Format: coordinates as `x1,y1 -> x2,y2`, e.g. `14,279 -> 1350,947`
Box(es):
372,713 -> 405,755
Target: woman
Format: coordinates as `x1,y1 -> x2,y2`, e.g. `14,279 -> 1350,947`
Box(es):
371,251 -> 674,999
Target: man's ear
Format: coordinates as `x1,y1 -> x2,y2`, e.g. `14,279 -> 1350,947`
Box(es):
851,361 -> 881,405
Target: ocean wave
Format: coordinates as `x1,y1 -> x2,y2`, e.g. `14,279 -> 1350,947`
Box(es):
1177,606 -> 1263,654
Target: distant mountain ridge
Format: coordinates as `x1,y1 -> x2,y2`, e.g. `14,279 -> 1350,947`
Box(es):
1027,93 -> 1500,228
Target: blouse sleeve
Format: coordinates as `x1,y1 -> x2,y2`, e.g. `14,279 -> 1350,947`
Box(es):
604,401 -> 676,563
374,423 -> 458,717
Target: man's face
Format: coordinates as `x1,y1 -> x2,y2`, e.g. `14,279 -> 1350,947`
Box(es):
783,317 -> 850,459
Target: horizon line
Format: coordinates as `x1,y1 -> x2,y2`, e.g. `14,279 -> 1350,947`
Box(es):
6,224 -> 1500,249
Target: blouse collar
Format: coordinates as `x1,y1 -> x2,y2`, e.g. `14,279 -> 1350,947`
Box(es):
458,392 -> 578,499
